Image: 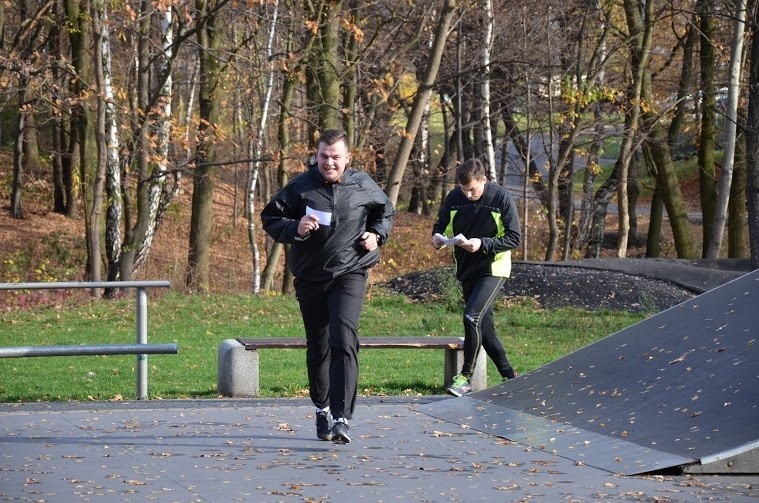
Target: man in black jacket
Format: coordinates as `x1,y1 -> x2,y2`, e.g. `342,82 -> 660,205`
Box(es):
261,129 -> 394,443
432,158 -> 521,397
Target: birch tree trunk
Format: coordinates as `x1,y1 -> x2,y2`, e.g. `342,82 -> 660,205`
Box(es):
134,3 -> 173,271
94,2 -> 123,290
616,0 -> 653,258
481,0 -> 496,179
246,0 -> 279,294
11,89 -> 26,218
113,1 -> 185,282
707,0 -> 747,258
261,0 -> 317,293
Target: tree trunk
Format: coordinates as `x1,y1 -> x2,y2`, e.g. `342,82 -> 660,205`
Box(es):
645,186 -> 665,258
574,108 -> 603,255
317,0 -> 342,131
635,5 -> 697,259
11,97 -> 25,219
66,0 -> 100,284
647,125 -> 698,258
91,1 -> 109,293
344,0 -> 360,146
746,3 -> 759,268
481,0 -> 496,179
698,0 -> 718,256
54,0 -> 78,217
187,0 -> 224,292
134,3 -> 175,272
246,0 -> 279,294
262,3 -> 308,293
501,105 -> 549,208
95,3 -> 123,290
707,0 -> 747,258
729,129 -> 747,257
616,0 -> 654,258
119,0 -> 152,282
385,0 -> 457,207
49,3 -> 67,214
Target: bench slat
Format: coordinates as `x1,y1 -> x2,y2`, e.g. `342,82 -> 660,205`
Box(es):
236,336 -> 463,350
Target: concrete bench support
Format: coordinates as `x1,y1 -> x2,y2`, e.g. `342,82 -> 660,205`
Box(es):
218,337 -> 487,398
217,339 -> 260,397
446,346 -> 487,393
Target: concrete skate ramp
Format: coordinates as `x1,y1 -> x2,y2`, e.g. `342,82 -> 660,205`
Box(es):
421,269 -> 759,475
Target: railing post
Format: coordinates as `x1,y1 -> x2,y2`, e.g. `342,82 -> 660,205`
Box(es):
136,287 -> 148,399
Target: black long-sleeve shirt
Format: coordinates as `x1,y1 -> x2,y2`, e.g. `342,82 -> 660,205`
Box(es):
261,166 -> 395,282
432,182 -> 521,282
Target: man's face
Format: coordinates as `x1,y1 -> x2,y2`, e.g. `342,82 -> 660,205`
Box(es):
317,140 -> 350,183
459,177 -> 487,201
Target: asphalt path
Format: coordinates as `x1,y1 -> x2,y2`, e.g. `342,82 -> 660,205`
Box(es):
2,398 -> 758,502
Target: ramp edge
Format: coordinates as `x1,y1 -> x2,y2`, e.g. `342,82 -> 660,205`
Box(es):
420,397 -> 695,475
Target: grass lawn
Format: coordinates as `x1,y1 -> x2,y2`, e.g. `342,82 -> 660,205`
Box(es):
0,289 -> 645,402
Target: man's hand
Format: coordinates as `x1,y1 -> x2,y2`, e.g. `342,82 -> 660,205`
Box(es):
359,231 -> 379,251
432,233 -> 446,249
457,238 -> 482,253
298,214 -> 320,236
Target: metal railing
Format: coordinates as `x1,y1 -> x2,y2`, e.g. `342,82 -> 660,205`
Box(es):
0,280 -> 174,399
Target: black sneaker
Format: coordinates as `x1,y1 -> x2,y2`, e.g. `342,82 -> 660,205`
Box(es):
502,371 -> 519,383
315,410 -> 333,441
331,420 -> 351,444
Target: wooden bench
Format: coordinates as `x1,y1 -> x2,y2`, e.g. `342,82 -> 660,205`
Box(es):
217,336 -> 487,397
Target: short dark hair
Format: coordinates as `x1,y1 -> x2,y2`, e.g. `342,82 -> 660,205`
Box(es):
318,129 -> 348,147
456,158 -> 488,185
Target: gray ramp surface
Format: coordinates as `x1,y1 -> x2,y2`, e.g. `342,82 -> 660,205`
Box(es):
421,269 -> 759,475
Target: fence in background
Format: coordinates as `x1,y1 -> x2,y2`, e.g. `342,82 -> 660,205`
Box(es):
0,280 -> 174,399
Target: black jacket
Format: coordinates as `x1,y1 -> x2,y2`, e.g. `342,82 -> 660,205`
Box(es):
261,165 -> 395,282
432,182 -> 521,282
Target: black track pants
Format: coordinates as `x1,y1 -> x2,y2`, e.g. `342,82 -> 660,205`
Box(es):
295,270 -> 367,420
460,275 -> 516,379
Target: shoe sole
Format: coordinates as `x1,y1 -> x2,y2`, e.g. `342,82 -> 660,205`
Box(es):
332,433 -> 351,444
318,433 -> 334,441
446,387 -> 464,397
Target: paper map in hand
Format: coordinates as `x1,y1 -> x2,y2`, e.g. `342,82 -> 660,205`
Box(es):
434,233 -> 467,246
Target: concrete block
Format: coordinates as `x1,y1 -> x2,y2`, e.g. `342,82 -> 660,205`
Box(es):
217,339 -> 259,397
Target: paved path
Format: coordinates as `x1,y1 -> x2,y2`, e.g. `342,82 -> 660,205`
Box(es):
2,398 -> 758,502
531,257 -> 753,293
